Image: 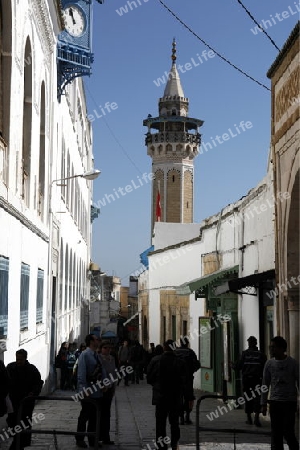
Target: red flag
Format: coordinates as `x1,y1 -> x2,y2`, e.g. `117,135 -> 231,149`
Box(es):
156,190 -> 161,222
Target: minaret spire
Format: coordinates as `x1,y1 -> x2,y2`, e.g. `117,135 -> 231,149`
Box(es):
172,37 -> 177,65
163,39 -> 184,99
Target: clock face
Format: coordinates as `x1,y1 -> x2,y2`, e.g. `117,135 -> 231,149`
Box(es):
62,5 -> 85,37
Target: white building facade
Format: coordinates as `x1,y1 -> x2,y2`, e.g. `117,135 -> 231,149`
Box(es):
0,0 -> 97,392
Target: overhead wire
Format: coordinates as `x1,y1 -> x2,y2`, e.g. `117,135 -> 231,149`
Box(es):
156,0 -> 271,91
85,84 -> 144,175
234,0 -> 280,51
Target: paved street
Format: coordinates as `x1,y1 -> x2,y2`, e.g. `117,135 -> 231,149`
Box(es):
0,379 -> 297,449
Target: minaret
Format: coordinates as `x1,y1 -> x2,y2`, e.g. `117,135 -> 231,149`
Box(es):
143,40 -> 204,233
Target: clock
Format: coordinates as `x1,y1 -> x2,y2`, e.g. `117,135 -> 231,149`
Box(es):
57,0 -> 104,99
62,5 -> 86,38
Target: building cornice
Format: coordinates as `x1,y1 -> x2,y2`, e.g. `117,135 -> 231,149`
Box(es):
0,196 -> 49,242
267,21 -> 299,78
30,0 -> 56,56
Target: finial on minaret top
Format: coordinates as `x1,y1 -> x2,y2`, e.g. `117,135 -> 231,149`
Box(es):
172,38 -> 176,64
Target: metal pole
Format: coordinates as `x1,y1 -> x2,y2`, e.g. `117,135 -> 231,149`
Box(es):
94,400 -> 101,450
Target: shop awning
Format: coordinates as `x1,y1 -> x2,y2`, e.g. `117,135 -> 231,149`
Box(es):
177,265 -> 239,296
214,269 -> 275,296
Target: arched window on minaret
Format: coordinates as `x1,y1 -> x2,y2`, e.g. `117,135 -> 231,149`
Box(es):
166,143 -> 172,153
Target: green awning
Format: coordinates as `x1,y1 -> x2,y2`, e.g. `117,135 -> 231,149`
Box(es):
177,265 -> 239,295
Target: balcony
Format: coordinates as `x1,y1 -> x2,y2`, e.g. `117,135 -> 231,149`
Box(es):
145,131 -> 201,146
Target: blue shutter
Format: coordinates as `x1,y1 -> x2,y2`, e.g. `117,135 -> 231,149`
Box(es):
0,256 -> 9,337
20,263 -> 30,330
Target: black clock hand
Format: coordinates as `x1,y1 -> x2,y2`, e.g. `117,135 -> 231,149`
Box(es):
69,8 -> 76,25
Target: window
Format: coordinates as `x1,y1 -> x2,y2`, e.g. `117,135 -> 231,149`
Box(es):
163,316 -> 166,343
172,314 -> 176,341
36,269 -> 44,324
0,256 -> 9,337
182,320 -> 187,337
38,83 -> 45,219
20,263 -> 30,330
22,38 -> 33,206
0,139 -> 8,185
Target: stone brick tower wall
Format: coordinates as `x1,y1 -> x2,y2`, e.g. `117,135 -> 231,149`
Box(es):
183,170 -> 193,223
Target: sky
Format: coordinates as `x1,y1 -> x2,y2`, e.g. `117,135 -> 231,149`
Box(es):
86,0 -> 299,284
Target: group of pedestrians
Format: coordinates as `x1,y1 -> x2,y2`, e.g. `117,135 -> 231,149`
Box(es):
0,349 -> 43,450
75,334 -> 118,448
55,341 -> 85,390
117,339 -> 149,386
145,334 -> 299,450
74,336 -> 159,447
233,335 -> 299,450
73,335 -> 201,449
0,333 -> 296,450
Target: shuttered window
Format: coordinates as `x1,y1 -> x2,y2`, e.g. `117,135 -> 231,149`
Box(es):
20,263 -> 30,330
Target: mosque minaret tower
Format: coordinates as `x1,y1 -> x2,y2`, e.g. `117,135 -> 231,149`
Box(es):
143,40 -> 204,233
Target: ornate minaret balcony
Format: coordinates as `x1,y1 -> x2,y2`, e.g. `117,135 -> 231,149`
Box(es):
143,115 -> 203,160
145,131 -> 201,145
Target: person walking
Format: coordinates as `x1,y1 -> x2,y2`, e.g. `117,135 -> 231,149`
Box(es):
144,342 -> 155,374
6,349 -> 43,450
147,339 -> 188,450
118,340 -> 130,386
261,336 -> 299,450
75,334 -> 106,449
73,343 -> 87,390
130,340 -> 144,384
98,340 -> 116,445
66,343 -> 77,390
235,336 -> 267,426
175,337 -> 200,425
55,342 -> 69,390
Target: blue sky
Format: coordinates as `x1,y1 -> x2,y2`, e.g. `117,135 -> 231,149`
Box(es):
86,0 -> 299,284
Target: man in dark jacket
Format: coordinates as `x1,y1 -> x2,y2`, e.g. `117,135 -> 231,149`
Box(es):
175,337 -> 200,424
236,336 -> 267,426
147,339 -> 188,450
6,349 -> 43,450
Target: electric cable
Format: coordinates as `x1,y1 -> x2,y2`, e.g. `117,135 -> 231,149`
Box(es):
156,0 -> 271,91
86,84 -> 144,175
234,0 -> 280,51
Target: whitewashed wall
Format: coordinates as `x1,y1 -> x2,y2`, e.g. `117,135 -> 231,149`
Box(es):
0,1 -> 94,389
145,163 -> 275,389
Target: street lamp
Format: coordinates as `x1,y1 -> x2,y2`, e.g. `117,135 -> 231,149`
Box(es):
50,168 -> 101,213
52,168 -> 101,185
